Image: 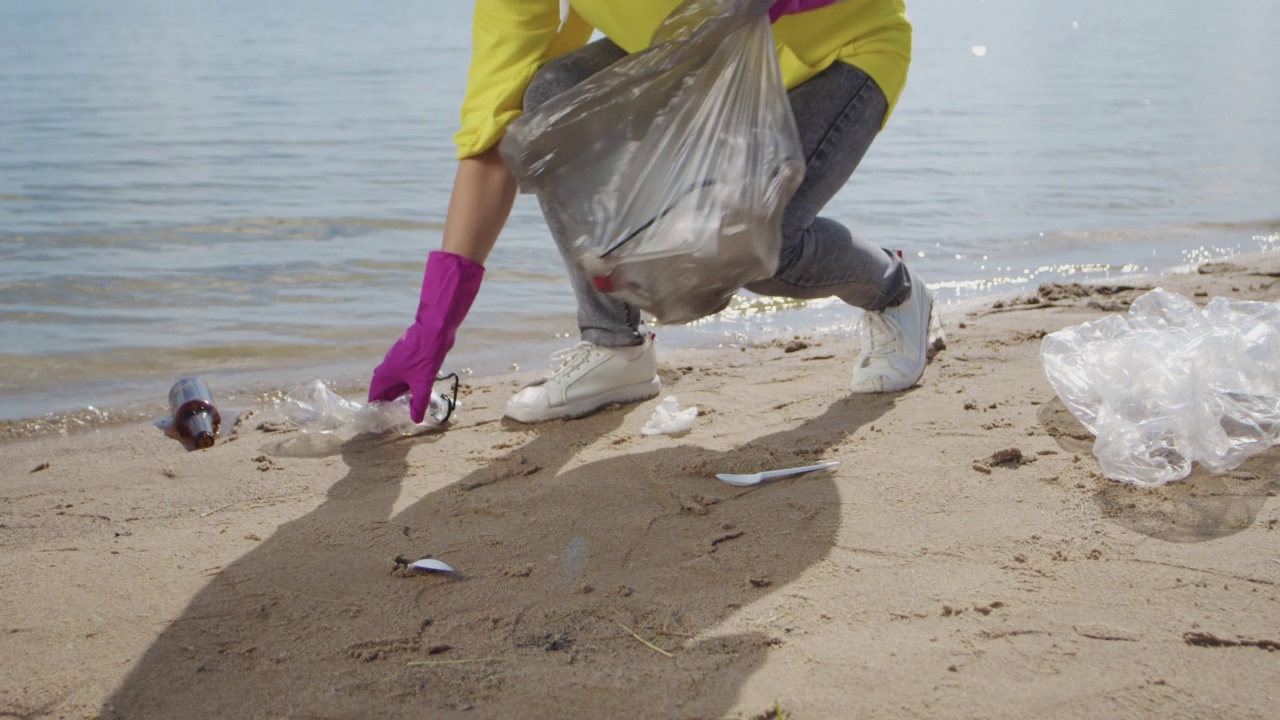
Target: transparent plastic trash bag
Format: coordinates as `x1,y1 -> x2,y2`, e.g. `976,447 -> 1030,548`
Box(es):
1041,288 -> 1280,486
499,0 -> 805,325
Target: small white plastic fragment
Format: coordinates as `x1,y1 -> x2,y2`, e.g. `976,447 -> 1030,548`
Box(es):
409,558 -> 455,573
641,395 -> 698,436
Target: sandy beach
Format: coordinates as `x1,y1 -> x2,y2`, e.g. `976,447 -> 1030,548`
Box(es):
3,255 -> 1279,720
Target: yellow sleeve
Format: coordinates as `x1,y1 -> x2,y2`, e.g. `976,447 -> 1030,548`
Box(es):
454,1 -> 594,159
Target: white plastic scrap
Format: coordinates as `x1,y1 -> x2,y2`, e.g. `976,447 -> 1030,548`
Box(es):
641,395 -> 699,436
1041,287 -> 1280,486
409,558 -> 455,573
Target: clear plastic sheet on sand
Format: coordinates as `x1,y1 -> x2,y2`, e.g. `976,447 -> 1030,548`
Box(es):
277,380 -> 448,436
1041,288 -> 1280,486
499,0 -> 804,325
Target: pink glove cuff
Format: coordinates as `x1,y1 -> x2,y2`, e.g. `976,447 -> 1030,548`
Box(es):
415,251 -> 485,328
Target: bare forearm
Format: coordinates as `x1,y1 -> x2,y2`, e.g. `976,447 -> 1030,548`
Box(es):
440,146 -> 517,264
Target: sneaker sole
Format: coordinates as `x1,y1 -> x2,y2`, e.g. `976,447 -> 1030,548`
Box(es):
902,293 -> 934,387
504,377 -> 661,424
890,291 -> 934,391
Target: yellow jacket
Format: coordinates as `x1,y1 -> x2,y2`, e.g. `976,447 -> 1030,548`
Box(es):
455,0 -> 911,159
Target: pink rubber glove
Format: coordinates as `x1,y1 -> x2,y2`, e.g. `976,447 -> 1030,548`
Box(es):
369,251 -> 485,423
769,0 -> 839,22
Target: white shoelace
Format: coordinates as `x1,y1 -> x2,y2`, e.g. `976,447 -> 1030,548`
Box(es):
859,312 -> 903,359
546,342 -> 599,377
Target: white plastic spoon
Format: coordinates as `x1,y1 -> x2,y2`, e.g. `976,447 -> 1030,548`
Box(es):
716,461 -> 840,487
409,558 -> 455,573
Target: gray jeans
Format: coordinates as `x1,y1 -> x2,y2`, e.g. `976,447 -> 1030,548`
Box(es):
524,39 -> 912,347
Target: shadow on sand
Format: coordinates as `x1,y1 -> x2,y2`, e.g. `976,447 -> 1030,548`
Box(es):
102,396 -> 891,719
1039,397 -> 1280,543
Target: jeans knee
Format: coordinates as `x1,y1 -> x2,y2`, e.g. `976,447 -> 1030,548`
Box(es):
772,234 -> 806,279
524,63 -> 572,113
524,40 -> 626,113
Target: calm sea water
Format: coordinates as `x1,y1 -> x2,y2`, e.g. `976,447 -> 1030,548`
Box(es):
1,0 -> 1278,426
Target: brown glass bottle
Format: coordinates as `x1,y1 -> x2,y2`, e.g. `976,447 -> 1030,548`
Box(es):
169,377 -> 221,449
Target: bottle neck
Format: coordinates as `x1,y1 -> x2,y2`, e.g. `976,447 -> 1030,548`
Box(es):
185,410 -> 216,448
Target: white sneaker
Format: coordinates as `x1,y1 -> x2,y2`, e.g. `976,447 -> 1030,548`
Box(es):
850,270 -> 938,393
504,336 -> 661,423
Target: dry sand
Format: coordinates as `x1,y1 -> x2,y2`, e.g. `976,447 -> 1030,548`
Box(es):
3,256 -> 1279,720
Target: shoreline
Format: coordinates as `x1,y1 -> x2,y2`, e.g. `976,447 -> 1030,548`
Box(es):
1,247 -> 1265,443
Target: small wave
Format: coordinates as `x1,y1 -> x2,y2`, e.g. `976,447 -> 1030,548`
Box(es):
0,215 -> 445,248
1193,218 -> 1280,233
204,216 -> 446,234
0,404 -> 161,443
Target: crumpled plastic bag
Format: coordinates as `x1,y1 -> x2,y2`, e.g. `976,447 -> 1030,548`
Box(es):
499,0 -> 805,325
278,380 -> 451,436
642,396 -> 699,436
1041,288 -> 1280,486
